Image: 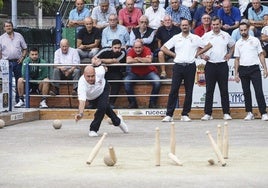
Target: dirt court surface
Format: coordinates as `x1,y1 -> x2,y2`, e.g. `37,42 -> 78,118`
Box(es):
1,118 -> 268,188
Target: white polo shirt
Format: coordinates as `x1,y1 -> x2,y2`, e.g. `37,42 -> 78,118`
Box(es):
77,66 -> 106,101
164,33 -> 206,64
144,6 -> 166,30
234,36 -> 263,66
202,30 -> 235,63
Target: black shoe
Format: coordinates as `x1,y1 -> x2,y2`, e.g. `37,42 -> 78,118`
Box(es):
49,87 -> 59,96
149,102 -> 157,108
128,102 -> 138,109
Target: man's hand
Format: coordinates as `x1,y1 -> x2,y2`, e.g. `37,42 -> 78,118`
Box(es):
75,113 -> 83,122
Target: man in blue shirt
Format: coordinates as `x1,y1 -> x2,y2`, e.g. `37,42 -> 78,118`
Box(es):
165,0 -> 192,27
218,0 -> 241,35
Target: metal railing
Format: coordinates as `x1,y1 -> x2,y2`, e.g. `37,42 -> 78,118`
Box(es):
19,62 -> 177,108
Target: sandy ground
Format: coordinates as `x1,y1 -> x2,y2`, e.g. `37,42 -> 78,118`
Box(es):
0,118 -> 268,188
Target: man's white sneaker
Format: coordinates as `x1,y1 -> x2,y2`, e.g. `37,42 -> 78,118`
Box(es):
14,99 -> 25,108
201,114 -> 213,121
244,112 -> 254,121
118,115 -> 129,133
223,114 -> 232,120
261,113 -> 268,121
39,100 -> 48,108
181,115 -> 191,122
88,131 -> 98,137
162,116 -> 173,122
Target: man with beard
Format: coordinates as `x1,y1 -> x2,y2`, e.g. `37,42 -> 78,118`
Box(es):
234,22 -> 268,121
161,19 -> 211,122
91,39 -> 126,108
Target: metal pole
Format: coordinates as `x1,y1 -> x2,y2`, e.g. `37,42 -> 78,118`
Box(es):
11,0 -> 17,28
25,63 -> 30,108
56,12 -> 62,49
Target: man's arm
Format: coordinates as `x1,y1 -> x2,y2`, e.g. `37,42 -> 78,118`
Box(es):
160,46 -> 176,58
75,100 -> 86,122
259,52 -> 268,78
234,57 -> 240,83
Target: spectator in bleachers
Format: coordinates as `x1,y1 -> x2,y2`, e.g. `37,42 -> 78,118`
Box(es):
192,0 -> 218,29
77,17 -> 101,60
156,15 -> 181,79
91,0 -> 117,30
91,39 -> 126,108
119,0 -> 143,32
161,19 -> 212,122
194,14 -> 212,37
217,0 -> 241,35
165,0 -> 192,27
144,0 -> 166,30
94,0 -> 120,10
124,39 -> 161,108
67,0 -> 91,32
260,15 -> 268,57
231,18 -> 254,41
50,39 -> 81,96
102,14 -> 130,49
0,20 -> 27,104
119,0 -> 145,10
14,47 -> 50,108
129,15 -> 156,51
248,0 -> 268,37
181,0 -> 199,17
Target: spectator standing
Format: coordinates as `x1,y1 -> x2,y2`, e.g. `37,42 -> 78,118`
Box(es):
234,22 -> 268,121
144,0 -> 166,30
165,0 -> 192,27
161,19 -> 211,122
51,39 -> 81,96
125,39 -> 161,108
0,20 -> 27,103
75,65 -> 128,137
102,14 -> 130,49
77,17 -> 101,59
217,0 -> 241,35
14,48 -> 50,108
92,39 -> 126,108
156,15 -> 181,79
200,16 -> 235,121
91,0 -> 117,30
68,0 -> 91,32
118,0 -> 143,33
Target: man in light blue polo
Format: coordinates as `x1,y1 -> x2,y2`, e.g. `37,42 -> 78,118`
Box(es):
68,0 -> 91,32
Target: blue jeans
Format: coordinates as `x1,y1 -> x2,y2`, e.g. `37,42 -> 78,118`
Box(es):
124,71 -> 161,104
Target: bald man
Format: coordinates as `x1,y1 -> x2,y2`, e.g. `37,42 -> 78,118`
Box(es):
51,39 -> 81,96
75,65 -> 129,137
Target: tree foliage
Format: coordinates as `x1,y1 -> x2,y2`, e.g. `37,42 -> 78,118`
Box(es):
33,0 -> 62,15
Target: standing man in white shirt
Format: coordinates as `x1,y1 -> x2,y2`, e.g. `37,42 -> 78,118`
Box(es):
51,39 -> 81,96
75,65 -> 129,137
161,19 -> 211,122
234,22 -> 268,121
201,16 -> 235,121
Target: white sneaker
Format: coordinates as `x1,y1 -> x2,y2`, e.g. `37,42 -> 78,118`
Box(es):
39,100 -> 48,108
201,114 -> 213,121
261,113 -> 268,121
162,116 -> 173,122
118,115 -> 129,133
181,115 -> 191,122
14,99 -> 25,108
88,131 -> 98,137
223,114 -> 232,120
244,112 -> 254,121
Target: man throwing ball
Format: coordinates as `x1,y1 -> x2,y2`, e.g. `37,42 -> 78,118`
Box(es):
75,64 -> 129,137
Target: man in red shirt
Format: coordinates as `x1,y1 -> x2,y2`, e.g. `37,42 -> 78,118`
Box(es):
124,39 -> 161,108
194,14 -> 212,37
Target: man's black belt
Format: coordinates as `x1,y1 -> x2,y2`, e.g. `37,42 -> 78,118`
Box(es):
177,63 -> 193,67
8,59 -> 19,62
207,61 -> 227,64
